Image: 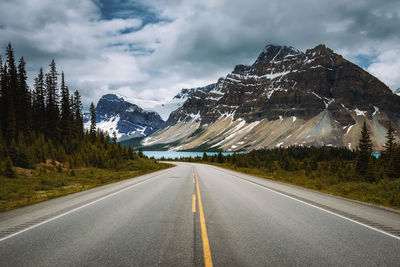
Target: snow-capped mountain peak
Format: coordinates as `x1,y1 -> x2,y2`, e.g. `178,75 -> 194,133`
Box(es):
84,94 -> 164,141
149,83 -> 216,121
144,43 -> 400,152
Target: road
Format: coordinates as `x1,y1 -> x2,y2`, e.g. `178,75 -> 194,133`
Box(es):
0,162 -> 399,266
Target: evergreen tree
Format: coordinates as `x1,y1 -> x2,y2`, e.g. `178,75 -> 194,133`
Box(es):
0,56 -> 4,136
356,121 -> 373,176
32,68 -> 46,133
0,56 -> 2,135
112,131 -> 117,144
17,57 -> 31,133
6,43 -> 18,106
60,72 -> 72,139
384,121 -> 395,159
137,147 -> 144,157
202,152 -> 208,161
217,151 -> 224,163
73,90 -> 84,139
89,102 -> 96,140
1,63 -> 9,138
4,44 -> 18,142
45,60 -> 59,139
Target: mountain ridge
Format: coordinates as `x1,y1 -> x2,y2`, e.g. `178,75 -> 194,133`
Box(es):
84,94 -> 164,141
144,43 -> 400,151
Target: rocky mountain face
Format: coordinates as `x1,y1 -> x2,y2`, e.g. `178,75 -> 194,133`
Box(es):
144,44 -> 400,151
150,83 -> 216,121
395,88 -> 400,96
84,94 -> 164,141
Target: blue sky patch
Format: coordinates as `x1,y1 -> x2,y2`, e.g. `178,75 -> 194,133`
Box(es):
98,0 -> 162,27
355,54 -> 377,69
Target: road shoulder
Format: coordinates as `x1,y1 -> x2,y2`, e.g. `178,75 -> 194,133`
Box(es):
0,166 -> 176,239
199,163 -> 400,238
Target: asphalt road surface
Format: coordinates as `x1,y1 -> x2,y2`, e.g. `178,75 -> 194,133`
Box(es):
0,162 -> 399,266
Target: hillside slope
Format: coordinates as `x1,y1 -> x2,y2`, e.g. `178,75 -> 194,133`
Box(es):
144,44 -> 400,151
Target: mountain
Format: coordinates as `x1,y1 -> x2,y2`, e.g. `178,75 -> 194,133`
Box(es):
143,44 -> 400,151
395,88 -> 400,96
84,94 -> 164,141
149,83 -> 216,120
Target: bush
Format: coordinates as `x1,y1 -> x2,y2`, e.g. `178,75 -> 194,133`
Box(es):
3,156 -> 16,178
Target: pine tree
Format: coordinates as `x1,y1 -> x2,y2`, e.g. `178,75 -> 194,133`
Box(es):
16,57 -> 31,133
138,147 -> 144,157
217,151 -> 224,163
202,152 -> 208,161
356,121 -> 373,176
45,60 -> 59,139
0,56 -> 2,136
32,68 -> 46,133
4,44 -> 18,142
60,72 -> 72,139
1,63 -> 8,138
112,131 -> 117,144
384,121 -> 395,159
6,43 -> 18,106
73,90 -> 84,139
89,102 -> 96,141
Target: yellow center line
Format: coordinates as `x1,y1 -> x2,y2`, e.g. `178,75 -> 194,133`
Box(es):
194,168 -> 213,267
192,194 -> 196,213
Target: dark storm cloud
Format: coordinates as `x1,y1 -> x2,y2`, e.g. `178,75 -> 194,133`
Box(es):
0,0 -> 399,108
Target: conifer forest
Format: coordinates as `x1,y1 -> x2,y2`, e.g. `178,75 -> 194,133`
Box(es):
0,44 -> 167,211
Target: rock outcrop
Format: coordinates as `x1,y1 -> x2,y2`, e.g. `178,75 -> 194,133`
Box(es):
144,44 -> 400,151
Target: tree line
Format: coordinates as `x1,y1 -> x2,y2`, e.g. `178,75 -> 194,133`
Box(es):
180,121 -> 400,182
0,44 -> 139,177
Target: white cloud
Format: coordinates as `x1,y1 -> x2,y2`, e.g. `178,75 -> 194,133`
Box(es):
368,49 -> 400,90
1,0 -> 400,110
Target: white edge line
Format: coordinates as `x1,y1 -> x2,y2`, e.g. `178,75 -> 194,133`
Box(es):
0,169 -> 173,242
211,166 -> 400,241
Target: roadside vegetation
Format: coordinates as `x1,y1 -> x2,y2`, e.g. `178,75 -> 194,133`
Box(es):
0,44 -> 170,211
173,122 -> 400,209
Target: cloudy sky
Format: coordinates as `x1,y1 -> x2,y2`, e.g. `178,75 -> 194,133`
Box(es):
0,0 -> 399,108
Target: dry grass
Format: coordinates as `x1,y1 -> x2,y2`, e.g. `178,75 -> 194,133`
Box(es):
0,159 -> 173,212
210,163 -> 400,210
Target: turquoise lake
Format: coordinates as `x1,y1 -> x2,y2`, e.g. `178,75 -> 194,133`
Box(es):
142,151 -> 236,159
143,151 -> 381,159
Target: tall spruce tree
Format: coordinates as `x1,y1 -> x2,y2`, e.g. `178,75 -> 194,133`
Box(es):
217,151 -> 224,163
0,62 -> 7,138
89,102 -> 96,141
17,57 -> 31,133
32,68 -> 46,133
356,121 -> 373,176
73,90 -> 84,139
5,44 -> 18,142
60,72 -> 72,139
45,60 -> 59,139
0,56 -> 3,135
384,121 -> 395,159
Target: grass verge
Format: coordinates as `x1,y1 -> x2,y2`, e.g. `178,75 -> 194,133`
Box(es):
206,163 -> 400,210
0,158 -> 173,212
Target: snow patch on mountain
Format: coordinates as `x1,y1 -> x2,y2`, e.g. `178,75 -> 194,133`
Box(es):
84,94 -> 164,141
150,83 -> 216,121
